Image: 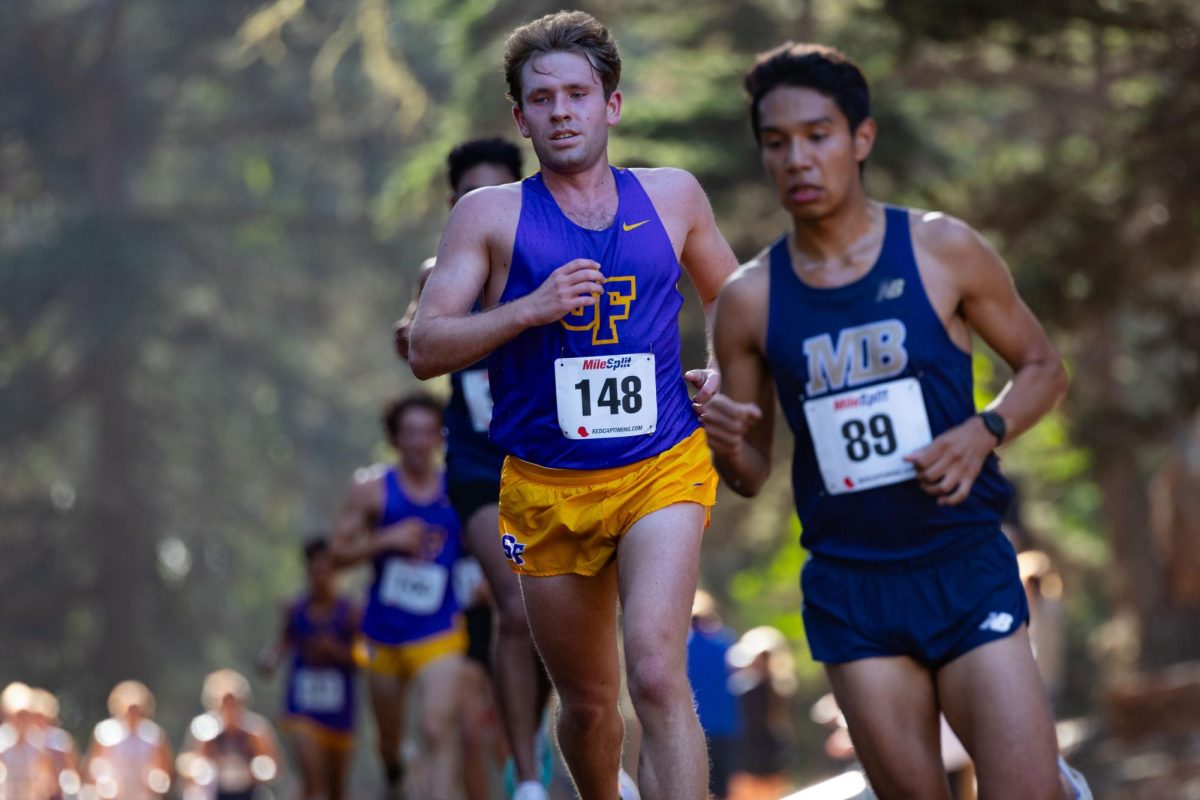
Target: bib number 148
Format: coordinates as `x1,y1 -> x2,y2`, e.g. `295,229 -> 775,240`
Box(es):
574,375 -> 643,416
554,354 -> 657,440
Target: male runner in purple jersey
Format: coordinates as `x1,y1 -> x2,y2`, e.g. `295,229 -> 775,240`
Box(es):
409,11 -> 738,799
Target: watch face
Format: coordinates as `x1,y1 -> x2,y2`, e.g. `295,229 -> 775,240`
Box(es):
982,412 -> 1005,442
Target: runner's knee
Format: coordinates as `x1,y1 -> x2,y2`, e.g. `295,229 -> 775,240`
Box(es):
626,652 -> 689,716
420,702 -> 457,745
558,686 -> 619,734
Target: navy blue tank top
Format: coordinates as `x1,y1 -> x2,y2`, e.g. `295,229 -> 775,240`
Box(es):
445,356 -> 506,484
361,467 -> 461,644
765,206 -> 1013,560
488,167 -> 698,469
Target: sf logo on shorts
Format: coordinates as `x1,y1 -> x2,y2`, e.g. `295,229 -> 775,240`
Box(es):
501,533 -> 526,566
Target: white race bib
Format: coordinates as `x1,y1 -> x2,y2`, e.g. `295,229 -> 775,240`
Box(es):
293,668 -> 344,713
803,377 -> 932,495
452,557 -> 484,607
554,354 -> 657,440
460,369 -> 493,433
378,558 -> 448,614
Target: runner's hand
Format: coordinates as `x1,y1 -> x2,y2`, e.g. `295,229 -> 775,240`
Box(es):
697,392 -> 762,458
374,519 -> 427,554
685,368 -> 721,405
904,416 -> 995,506
521,259 -> 606,326
393,317 -> 413,361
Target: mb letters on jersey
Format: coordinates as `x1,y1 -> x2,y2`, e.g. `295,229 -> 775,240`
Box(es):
803,319 -> 909,397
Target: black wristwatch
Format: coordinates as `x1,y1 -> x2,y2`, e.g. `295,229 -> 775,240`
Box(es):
978,410 -> 1006,447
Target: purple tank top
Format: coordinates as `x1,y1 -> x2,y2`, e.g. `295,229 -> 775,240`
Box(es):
488,167 -> 698,469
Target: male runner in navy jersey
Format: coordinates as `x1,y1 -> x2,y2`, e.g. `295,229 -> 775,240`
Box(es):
700,43 -> 1090,800
408,11 -> 739,799
395,137 -> 554,800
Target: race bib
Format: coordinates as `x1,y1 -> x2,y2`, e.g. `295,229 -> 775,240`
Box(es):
452,557 -> 485,607
294,668 -> 344,713
378,558 -> 448,614
803,377 -> 932,495
554,354 -> 657,440
460,369 -> 493,433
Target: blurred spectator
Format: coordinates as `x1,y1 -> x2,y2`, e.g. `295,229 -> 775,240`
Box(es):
177,670 -> 282,800
0,681 -> 57,800
30,688 -> 79,799
687,590 -> 741,799
1018,550 -> 1067,707
85,681 -> 173,799
727,627 -> 796,800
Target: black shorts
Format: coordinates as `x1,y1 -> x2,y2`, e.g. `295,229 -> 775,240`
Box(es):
449,479 -> 500,532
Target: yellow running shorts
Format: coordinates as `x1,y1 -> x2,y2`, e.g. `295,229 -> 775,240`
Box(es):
497,428 -> 718,577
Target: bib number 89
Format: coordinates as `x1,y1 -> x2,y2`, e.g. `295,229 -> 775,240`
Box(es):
574,376 -> 643,416
841,414 -> 897,462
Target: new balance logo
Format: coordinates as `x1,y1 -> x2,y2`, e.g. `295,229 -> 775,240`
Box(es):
979,612 -> 1015,633
501,533 -> 526,566
876,278 -> 905,302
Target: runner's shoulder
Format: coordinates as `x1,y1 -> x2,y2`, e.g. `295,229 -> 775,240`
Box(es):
719,247 -> 772,310
908,209 -> 990,263
628,166 -> 705,203
345,464 -> 388,510
448,183 -> 523,242
450,182 -> 523,224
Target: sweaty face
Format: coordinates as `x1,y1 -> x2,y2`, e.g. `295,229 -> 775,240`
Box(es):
392,407 -> 443,471
757,86 -> 875,219
452,162 -> 518,204
513,50 -> 620,175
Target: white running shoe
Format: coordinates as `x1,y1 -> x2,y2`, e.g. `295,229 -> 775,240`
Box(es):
513,780 -> 549,800
617,768 -> 641,800
1058,756 -> 1093,800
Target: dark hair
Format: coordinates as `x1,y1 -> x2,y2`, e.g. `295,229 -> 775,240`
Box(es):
447,138 -> 523,191
382,392 -> 444,441
303,537 -> 329,563
743,43 -> 870,144
503,10 -> 621,106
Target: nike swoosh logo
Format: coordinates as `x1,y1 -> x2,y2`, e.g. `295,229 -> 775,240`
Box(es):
622,220 -> 650,232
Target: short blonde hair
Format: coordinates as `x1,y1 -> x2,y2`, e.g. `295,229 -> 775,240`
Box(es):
30,688 -> 60,720
728,626 -> 797,696
1,682 -> 33,716
202,669 -> 251,711
108,680 -> 155,718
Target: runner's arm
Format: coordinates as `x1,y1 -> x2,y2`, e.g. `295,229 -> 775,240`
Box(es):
394,258 -> 436,362
256,602 -> 293,676
676,171 -> 740,404
409,189 -> 606,379
247,716 -> 283,781
905,218 -> 1068,505
328,479 -> 424,566
703,264 -> 776,496
327,603 -> 361,669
